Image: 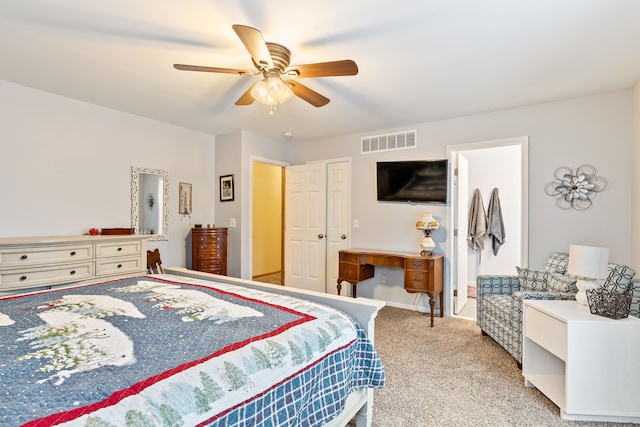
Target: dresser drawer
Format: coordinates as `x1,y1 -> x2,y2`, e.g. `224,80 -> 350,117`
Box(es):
95,241 -> 142,258
195,251 -> 223,261
195,245 -> 225,254
0,262 -> 94,291
195,259 -> 225,269
95,256 -> 144,277
194,241 -> 225,252
339,252 -> 359,263
339,263 -> 358,281
404,271 -> 431,293
0,244 -> 93,268
405,258 -> 430,271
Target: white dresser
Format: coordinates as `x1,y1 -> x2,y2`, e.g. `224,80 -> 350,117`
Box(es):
523,299 -> 640,423
0,235 -> 147,295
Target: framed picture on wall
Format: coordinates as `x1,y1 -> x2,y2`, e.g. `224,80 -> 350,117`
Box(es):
220,174 -> 234,202
179,182 -> 192,214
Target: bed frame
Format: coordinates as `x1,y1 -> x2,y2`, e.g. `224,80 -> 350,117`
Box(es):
165,267 -> 385,427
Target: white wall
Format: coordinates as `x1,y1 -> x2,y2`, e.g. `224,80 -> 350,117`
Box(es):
214,130 -> 292,278
0,80 -> 216,268
291,90 -> 633,311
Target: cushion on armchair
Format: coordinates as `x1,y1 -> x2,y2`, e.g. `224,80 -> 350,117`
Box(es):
516,267 -> 548,291
547,272 -> 578,292
544,252 -> 570,274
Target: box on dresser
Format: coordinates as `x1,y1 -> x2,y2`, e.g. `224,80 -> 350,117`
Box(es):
0,234 -> 147,295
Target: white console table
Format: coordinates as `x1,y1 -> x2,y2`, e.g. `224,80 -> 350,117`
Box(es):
523,300 -> 640,422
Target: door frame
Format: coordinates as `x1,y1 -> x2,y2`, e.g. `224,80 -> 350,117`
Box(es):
248,156 -> 289,281
445,136 -> 529,316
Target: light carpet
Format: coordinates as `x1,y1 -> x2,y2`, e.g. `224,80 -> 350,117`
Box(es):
371,306 -> 635,427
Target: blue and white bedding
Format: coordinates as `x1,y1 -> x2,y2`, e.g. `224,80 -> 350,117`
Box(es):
0,274 -> 385,426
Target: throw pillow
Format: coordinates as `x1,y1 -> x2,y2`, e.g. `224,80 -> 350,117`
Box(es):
547,272 -> 578,293
516,267 -> 548,291
544,252 -> 570,274
600,263 -> 636,293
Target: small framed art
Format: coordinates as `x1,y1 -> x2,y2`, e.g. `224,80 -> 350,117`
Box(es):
220,174 -> 234,202
179,182 -> 192,214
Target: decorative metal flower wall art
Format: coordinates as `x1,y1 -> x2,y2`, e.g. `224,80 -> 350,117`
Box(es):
544,164 -> 607,210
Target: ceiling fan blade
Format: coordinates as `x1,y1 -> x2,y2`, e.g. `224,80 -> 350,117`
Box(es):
174,64 -> 254,75
288,81 -> 330,107
232,24 -> 274,70
287,60 -> 358,78
235,84 -> 256,105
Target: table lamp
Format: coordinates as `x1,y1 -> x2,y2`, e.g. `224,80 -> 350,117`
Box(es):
416,211 -> 439,255
567,244 -> 609,305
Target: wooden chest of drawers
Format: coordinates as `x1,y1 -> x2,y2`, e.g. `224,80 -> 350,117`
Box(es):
0,235 -> 147,294
191,228 -> 228,275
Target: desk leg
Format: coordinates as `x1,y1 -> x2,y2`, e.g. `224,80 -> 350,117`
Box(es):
351,283 -> 357,298
428,296 -> 435,327
337,280 -> 342,296
439,292 -> 444,318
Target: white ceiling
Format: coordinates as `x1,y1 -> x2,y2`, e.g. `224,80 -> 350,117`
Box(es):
2,1 -> 640,142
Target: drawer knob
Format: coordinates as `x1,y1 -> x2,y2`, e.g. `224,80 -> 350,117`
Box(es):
20,275 -> 27,281
117,264 -> 122,268
117,247 -> 123,252
70,251 -> 76,256
20,255 -> 28,260
70,270 -> 76,275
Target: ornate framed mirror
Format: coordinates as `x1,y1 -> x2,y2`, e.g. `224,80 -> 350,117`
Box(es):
131,166 -> 169,241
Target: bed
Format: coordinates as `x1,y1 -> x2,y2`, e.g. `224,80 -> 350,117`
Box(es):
0,268 -> 385,427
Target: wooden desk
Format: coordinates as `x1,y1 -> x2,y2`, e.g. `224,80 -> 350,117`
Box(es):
338,249 -> 444,326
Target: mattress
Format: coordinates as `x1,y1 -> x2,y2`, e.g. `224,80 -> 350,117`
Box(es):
0,274 -> 385,426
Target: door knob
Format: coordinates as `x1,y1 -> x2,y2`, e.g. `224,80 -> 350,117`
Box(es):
341,234 -> 347,240
318,234 -> 325,239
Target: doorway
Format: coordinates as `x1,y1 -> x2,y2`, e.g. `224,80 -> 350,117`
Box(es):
252,160 -> 284,285
447,136 -> 529,319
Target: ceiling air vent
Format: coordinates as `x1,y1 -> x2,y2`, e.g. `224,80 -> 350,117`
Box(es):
361,130 -> 417,154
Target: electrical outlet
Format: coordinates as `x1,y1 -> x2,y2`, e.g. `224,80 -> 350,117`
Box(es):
229,218 -> 237,228
353,219 -> 359,228
381,274 -> 386,284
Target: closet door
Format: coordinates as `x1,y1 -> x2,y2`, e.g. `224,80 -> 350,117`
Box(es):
325,161 -> 350,295
284,161 -> 350,294
284,163 -> 327,292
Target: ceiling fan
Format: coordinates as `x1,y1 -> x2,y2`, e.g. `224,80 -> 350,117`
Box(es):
174,24 -> 358,113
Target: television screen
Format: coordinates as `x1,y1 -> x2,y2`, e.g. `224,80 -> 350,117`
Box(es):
376,160 -> 448,203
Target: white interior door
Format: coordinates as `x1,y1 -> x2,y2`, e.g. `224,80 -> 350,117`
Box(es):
284,163 -> 327,292
325,161 -> 350,295
454,153 -> 469,314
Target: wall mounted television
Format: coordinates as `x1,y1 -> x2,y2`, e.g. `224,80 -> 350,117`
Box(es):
376,159 -> 448,204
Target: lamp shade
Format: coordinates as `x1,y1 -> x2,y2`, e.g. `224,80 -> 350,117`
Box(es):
567,245 -> 609,279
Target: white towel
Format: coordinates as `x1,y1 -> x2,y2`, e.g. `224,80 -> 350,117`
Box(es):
467,189 -> 486,261
487,188 -> 505,256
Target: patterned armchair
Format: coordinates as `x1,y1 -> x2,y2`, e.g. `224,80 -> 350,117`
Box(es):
476,252 -> 636,366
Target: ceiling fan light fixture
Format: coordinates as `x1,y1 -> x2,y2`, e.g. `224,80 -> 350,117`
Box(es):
251,74 -> 293,107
